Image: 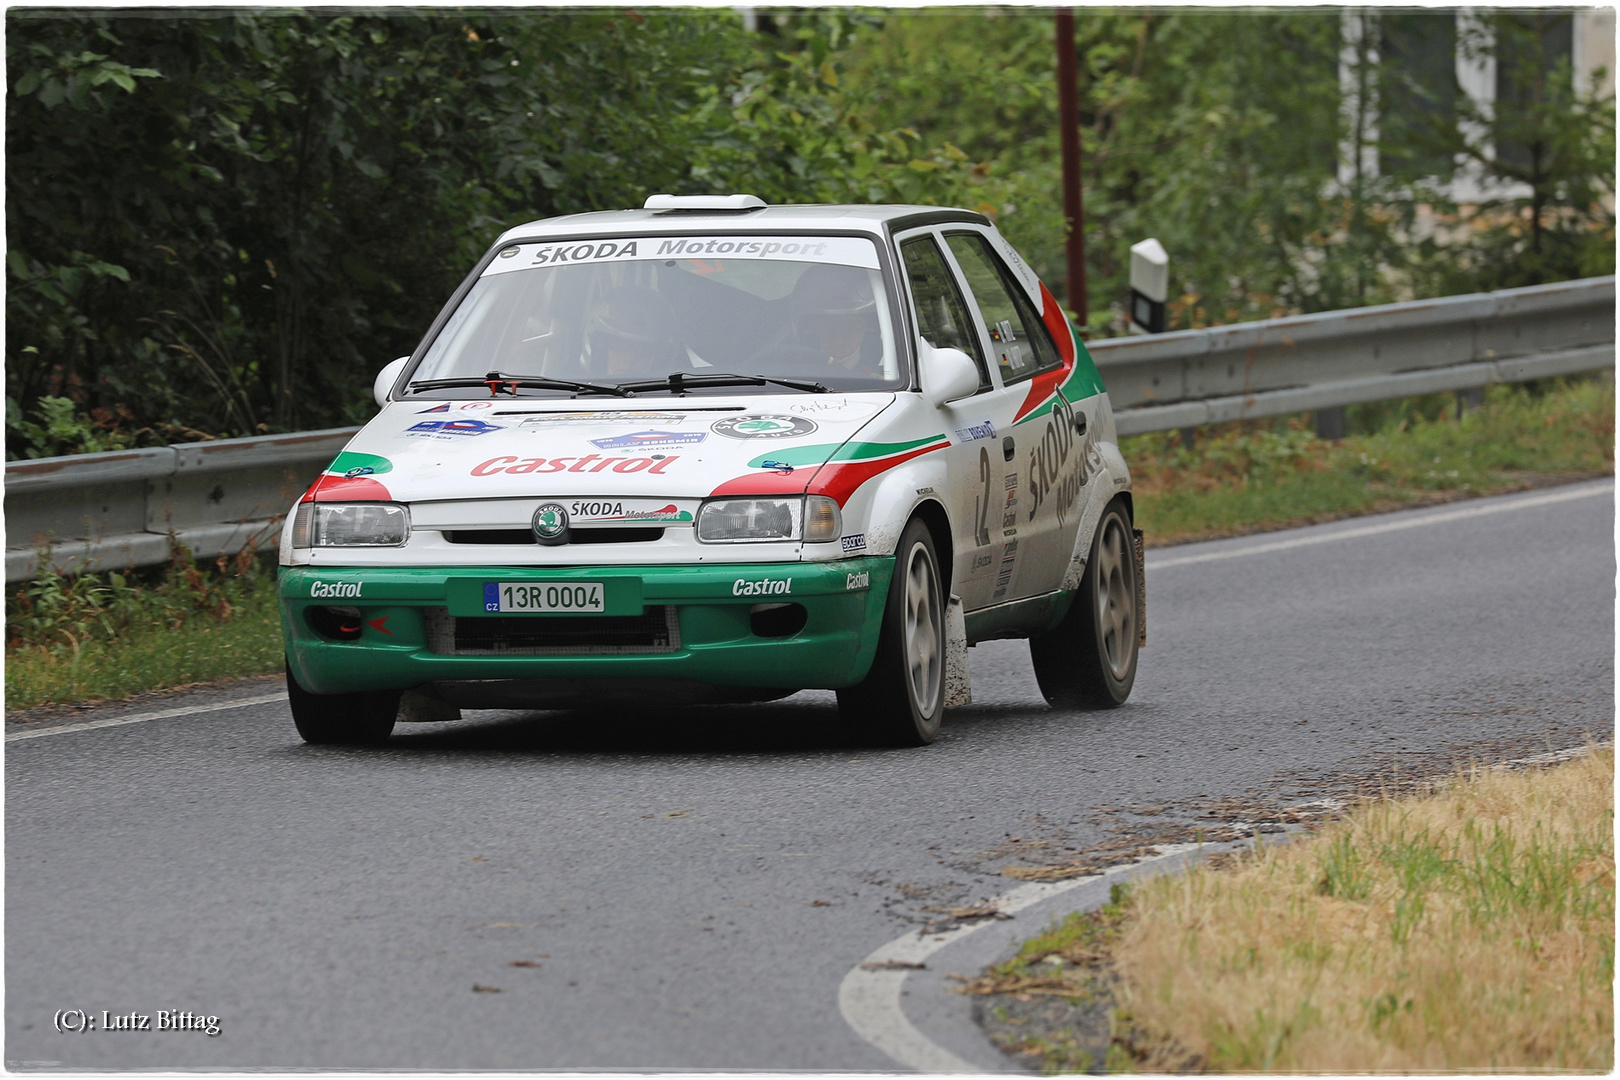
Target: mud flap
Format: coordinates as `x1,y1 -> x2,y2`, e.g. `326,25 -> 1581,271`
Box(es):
1133,528 -> 1146,650
945,593 -> 972,708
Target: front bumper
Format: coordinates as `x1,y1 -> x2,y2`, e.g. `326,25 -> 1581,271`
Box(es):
279,559 -> 893,696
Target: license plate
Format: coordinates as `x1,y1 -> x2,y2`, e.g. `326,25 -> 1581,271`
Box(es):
484,582 -> 605,614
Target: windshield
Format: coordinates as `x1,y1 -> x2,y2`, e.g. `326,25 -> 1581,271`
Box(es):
408,234 -> 902,396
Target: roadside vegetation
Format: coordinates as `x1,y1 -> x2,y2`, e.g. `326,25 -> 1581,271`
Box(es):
4,547 -> 280,713
963,747 -> 1614,1073
1128,375 -> 1614,546
8,9 -> 1610,458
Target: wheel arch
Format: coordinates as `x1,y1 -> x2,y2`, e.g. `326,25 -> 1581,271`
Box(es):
909,497 -> 954,593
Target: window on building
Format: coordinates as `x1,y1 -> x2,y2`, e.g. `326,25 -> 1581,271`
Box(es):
1378,10 -> 1460,181
1494,9 -> 1575,175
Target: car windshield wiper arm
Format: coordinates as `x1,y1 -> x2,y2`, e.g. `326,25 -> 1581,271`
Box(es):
615,372 -> 828,395
407,371 -> 634,398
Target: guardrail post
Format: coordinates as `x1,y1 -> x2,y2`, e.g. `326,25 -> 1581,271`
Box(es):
1315,407 -> 1348,440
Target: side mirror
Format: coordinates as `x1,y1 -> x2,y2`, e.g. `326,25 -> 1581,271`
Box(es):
920,342 -> 980,407
373,356 -> 409,408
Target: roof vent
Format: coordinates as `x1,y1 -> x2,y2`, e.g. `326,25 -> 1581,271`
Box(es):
643,193 -> 767,214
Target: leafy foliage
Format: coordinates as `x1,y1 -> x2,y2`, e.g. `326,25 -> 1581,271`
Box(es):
5,10 -> 762,455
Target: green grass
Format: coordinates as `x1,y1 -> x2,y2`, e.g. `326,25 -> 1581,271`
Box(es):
964,752 -> 1614,1073
1126,375 -> 1614,545
1108,750 -> 1614,1072
5,550 -> 284,714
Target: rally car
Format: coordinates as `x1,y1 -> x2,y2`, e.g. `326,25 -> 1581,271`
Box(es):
278,194 -> 1143,747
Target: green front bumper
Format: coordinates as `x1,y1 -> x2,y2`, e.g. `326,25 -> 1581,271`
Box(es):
279,559 -> 893,695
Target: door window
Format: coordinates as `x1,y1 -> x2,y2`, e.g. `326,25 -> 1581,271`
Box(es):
944,232 -> 1060,385
900,235 -> 991,391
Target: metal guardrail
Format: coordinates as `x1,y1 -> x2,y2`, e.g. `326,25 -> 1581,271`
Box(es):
1095,276 -> 1614,436
4,427 -> 359,581
4,277 -> 1612,582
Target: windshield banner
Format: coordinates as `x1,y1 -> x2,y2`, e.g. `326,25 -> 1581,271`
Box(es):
483,235 -> 880,276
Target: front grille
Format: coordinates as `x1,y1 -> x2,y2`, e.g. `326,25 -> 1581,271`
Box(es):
423,606 -> 681,656
442,528 -> 665,545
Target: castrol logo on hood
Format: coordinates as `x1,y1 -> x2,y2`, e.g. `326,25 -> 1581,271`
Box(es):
334,395 -> 899,503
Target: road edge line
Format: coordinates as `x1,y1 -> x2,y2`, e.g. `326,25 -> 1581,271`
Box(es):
5,692 -> 286,742
1148,479 -> 1612,571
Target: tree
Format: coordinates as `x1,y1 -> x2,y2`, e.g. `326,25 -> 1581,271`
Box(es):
6,10 -> 755,453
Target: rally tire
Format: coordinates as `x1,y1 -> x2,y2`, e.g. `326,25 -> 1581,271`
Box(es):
286,659 -> 400,746
1030,499 -> 1139,709
837,518 -> 946,746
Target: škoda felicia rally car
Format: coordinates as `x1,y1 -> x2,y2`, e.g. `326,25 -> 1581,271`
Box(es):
279,195 -> 1143,747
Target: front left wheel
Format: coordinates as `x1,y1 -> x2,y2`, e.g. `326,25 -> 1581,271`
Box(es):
286,660 -> 400,746
837,518 -> 946,746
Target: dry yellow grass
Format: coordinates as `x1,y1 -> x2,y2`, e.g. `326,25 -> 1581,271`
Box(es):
1112,749 -> 1615,1072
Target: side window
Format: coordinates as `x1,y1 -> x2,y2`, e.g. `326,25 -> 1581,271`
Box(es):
944,232 -> 1060,385
899,235 -> 991,390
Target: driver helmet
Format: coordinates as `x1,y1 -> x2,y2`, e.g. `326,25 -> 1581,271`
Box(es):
791,264 -> 878,320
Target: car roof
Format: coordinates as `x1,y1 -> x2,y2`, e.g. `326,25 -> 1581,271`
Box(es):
494,203 -> 992,246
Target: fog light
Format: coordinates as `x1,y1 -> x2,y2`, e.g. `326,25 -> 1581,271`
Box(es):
307,605 -> 363,642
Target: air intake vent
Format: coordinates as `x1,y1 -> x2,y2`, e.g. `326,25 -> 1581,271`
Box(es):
423,607 -> 680,656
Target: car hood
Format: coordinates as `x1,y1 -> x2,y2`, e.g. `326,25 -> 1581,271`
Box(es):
307,394 -> 900,504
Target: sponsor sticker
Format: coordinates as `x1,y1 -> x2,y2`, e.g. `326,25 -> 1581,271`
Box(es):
839,533 -> 867,554
417,403 -> 452,413
559,500 -> 693,523
845,571 -> 870,591
310,580 -> 362,599
952,420 -> 997,444
470,454 -> 680,476
460,401 -> 494,411
588,429 -> 706,450
711,415 -> 818,440
481,236 -> 881,277
402,419 -> 502,440
789,398 -> 855,414
732,577 -> 793,597
518,411 -> 690,427
991,539 -> 1020,601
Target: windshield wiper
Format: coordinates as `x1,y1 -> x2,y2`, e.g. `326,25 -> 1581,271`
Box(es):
408,370 -> 633,398
615,372 -> 828,396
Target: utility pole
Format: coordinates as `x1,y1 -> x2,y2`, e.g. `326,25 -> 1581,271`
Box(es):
1056,8 -> 1087,324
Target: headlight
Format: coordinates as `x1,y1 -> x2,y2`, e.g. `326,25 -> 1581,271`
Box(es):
696,496 -> 841,544
291,502 -> 410,548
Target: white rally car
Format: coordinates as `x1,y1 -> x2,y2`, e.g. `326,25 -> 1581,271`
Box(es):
279,195 -> 1142,747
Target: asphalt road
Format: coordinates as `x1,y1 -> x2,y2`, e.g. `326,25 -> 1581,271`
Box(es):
6,479 -> 1613,1070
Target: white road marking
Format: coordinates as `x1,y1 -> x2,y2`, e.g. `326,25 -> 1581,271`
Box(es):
5,692 -> 285,742
838,843 -> 1202,1074
1148,481 -> 1612,571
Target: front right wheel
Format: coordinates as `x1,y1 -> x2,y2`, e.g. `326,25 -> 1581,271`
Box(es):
837,518 -> 946,746
286,659 -> 400,746
1029,499 -> 1139,709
